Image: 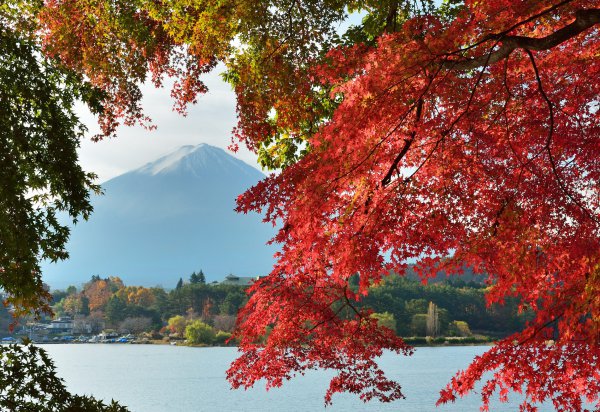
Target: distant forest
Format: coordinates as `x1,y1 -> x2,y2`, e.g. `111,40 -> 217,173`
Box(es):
5,271 -> 531,342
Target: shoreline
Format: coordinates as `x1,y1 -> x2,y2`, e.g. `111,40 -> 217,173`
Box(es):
25,338 -> 494,348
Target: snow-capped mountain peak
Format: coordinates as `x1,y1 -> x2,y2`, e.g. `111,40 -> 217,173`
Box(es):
42,144 -> 274,288
137,144 -> 205,175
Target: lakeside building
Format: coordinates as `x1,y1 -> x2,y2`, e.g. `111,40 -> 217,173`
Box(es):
21,316 -> 75,341
219,274 -> 264,287
47,316 -> 74,333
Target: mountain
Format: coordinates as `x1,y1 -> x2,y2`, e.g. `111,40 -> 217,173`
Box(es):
42,144 -> 276,289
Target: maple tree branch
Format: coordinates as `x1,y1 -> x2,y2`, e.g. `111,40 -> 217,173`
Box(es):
380,138 -> 411,188
306,287 -> 361,333
384,1 -> 399,34
380,97 -> 425,187
518,313 -> 564,345
447,0 -> 577,55
491,198 -> 509,236
342,286 -> 361,319
307,299 -> 346,332
381,98 -> 424,188
445,9 -> 600,71
401,44 -> 496,187
526,49 -> 600,225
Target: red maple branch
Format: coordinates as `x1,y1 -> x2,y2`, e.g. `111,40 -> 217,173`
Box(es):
446,9 -> 600,70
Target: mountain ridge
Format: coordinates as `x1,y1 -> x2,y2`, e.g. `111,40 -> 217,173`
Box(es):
42,144 -> 276,289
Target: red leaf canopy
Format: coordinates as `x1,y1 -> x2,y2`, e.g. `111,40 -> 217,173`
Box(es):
38,0 -> 600,410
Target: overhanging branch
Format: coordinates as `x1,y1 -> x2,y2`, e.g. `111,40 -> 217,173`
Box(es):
445,9 -> 600,71
381,98 -> 423,187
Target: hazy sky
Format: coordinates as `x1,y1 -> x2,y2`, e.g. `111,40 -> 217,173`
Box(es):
77,13 -> 366,183
77,66 -> 259,183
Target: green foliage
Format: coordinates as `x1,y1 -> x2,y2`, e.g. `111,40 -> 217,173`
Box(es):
104,295 -> 161,329
189,272 -> 199,284
45,274 -> 529,344
190,270 -> 207,284
405,299 -> 429,315
362,276 -> 530,337
60,294 -> 90,317
51,289 -> 70,304
448,320 -> 472,337
411,314 -> 428,336
0,5 -> 103,315
0,342 -> 128,411
52,300 -> 65,318
214,331 -> 233,345
218,289 -> 246,315
437,0 -> 464,21
47,275 -> 528,341
370,312 -> 396,333
185,320 -> 216,345
105,296 -> 128,324
198,270 -> 206,284
80,296 -> 91,316
165,283 -> 248,320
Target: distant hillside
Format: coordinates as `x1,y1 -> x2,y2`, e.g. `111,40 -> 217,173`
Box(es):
42,144 -> 276,289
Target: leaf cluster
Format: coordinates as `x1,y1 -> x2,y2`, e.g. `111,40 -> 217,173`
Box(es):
0,342 -> 129,411
0,6 -> 102,316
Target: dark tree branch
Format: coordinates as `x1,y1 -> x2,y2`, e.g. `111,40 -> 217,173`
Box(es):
381,98 -> 423,187
381,139 -> 412,187
384,1 -> 399,33
445,9 -> 600,71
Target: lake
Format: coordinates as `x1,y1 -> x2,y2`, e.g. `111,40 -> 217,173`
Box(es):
41,345 -> 552,411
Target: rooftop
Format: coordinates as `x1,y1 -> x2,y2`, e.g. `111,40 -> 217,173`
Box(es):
220,274 -> 263,287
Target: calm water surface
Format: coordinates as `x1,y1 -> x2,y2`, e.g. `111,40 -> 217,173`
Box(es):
42,345 -> 553,411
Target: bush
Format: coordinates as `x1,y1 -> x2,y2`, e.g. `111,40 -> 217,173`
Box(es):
404,337 -> 427,345
167,315 -> 187,337
460,336 -> 490,344
448,320 -> 472,337
185,320 -> 216,345
214,331 -> 233,345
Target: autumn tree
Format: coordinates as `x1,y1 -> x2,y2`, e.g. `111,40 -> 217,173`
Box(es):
83,276 -> 125,312
167,315 -> 187,337
115,286 -> 156,307
61,294 -> 90,317
5,0 -> 599,411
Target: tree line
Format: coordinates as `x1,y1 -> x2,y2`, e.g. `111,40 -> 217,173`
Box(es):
358,275 -> 531,338
39,272 -> 531,343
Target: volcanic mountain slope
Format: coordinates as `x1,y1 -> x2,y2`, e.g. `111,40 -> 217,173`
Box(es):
42,144 -> 276,288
